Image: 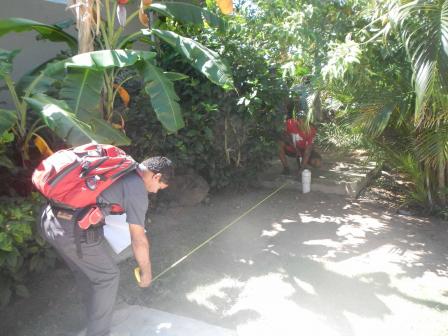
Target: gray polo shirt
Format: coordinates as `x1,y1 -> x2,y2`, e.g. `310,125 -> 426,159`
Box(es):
98,171 -> 148,227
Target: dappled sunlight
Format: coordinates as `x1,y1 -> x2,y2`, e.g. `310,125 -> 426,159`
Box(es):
238,258 -> 254,265
155,322 -> 172,333
262,244 -> 280,256
281,219 -> 298,223
395,270 -> 448,305
300,212 -> 388,259
324,243 -> 429,278
342,294 -> 448,336
299,213 -> 343,224
338,214 -> 387,237
293,276 -> 317,295
186,277 -> 244,312
225,273 -> 340,336
260,222 -> 286,237
304,238 -> 343,249
318,243 -> 448,314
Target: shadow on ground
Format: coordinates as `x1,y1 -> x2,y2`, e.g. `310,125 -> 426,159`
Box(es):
1,188 -> 447,336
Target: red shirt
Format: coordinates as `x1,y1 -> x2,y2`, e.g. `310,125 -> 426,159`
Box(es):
285,119 -> 316,153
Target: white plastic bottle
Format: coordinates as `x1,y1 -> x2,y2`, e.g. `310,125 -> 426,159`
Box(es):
302,169 -> 311,193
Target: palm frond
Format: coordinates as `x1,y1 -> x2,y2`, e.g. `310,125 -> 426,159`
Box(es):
397,0 -> 448,123
415,123 -> 448,167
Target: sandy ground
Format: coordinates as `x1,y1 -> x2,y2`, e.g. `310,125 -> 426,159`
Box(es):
1,186 -> 448,336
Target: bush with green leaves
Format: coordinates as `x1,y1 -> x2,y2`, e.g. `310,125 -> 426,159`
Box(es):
314,121 -> 364,152
125,11 -> 288,189
0,193 -> 57,307
319,0 -> 448,210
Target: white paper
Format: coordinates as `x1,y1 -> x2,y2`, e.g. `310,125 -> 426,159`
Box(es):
104,214 -> 131,254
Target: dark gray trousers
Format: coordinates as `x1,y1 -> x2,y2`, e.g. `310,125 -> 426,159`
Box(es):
40,205 -> 119,336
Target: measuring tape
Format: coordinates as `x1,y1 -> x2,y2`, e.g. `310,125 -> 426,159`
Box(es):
134,182 -> 288,284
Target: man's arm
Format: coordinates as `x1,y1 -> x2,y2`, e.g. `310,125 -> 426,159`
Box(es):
129,224 -> 152,288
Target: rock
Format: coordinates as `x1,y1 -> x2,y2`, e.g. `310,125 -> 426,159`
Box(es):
398,209 -> 416,216
159,171 -> 210,207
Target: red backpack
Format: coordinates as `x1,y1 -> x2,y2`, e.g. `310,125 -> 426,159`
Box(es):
32,143 -> 137,229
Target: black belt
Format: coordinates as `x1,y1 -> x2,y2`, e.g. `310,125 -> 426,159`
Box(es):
53,206 -> 104,257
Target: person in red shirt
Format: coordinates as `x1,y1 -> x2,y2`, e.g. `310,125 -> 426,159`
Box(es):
279,118 -> 322,174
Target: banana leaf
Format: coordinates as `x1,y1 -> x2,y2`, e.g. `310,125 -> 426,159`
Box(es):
0,49 -> 20,77
164,72 -> 189,81
38,50 -> 155,77
149,2 -> 227,31
16,56 -> 66,95
139,62 -> 184,133
0,18 -> 77,51
117,34 -> 155,49
0,109 -> 17,135
25,94 -> 130,146
81,115 -> 131,145
60,69 -> 104,119
150,29 -> 234,89
63,49 -> 156,70
52,50 -> 156,119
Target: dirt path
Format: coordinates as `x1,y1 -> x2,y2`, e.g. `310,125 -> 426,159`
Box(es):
1,187 -> 448,336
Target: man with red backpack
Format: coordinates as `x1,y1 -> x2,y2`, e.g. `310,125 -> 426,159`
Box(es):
35,145 -> 173,336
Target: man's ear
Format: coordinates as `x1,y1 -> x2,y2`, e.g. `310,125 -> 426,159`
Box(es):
153,172 -> 162,181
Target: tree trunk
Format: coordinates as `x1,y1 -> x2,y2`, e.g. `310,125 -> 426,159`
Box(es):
312,90 -> 323,122
438,162 -> 446,206
76,0 -> 95,54
426,168 -> 433,209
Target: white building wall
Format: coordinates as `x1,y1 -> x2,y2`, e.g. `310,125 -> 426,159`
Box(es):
0,0 -> 71,107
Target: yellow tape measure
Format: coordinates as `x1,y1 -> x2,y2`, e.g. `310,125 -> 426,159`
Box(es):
134,267 -> 141,283
132,183 -> 288,286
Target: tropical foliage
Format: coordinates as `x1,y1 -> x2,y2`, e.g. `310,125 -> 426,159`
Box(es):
1,0 -> 447,307
236,0 -> 447,210
0,1 -> 234,155
125,1 -> 288,188
321,0 -> 448,210
0,0 -> 238,306
0,193 -> 56,307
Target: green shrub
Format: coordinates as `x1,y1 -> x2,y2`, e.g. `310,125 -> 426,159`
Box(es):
125,21 -> 288,190
0,193 -> 57,307
315,121 -> 364,152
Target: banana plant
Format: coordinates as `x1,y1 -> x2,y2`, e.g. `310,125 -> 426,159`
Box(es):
0,19 -> 79,162
0,1 -> 234,147
26,49 -> 169,144
0,49 -> 47,166
59,0 -> 234,138
77,0 -> 234,133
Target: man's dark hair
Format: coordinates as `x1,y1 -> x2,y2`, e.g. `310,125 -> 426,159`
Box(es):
140,156 -> 174,184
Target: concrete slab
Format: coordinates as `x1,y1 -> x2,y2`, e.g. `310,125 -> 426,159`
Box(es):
109,304 -> 237,336
256,151 -> 377,198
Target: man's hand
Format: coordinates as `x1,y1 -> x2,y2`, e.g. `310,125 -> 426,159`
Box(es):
138,269 -> 152,288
